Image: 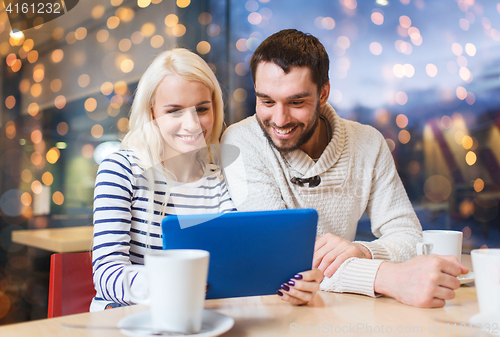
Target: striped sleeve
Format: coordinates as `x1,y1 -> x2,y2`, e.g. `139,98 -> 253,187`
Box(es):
92,152 -> 146,306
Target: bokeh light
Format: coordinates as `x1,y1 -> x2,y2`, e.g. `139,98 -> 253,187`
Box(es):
0,189 -> 26,216
456,86 -> 467,100
150,35 -> 164,49
5,121 -> 16,139
465,43 -> 476,56
5,96 -> 15,109
54,95 -> 66,109
42,172 -> 54,185
440,115 -> 452,129
172,24 -> 186,37
398,130 -> 411,144
165,14 -> 179,27
426,64 -> 437,77
52,191 -> 64,205
20,192 -> 32,206
465,151 -> 476,165
197,41 -> 211,54
21,169 -> 32,183
199,12 -> 212,25
46,147 -> 60,164
138,0 -> 151,7
57,122 -> 68,136
107,16 -> 120,30
92,5 -> 105,19
371,12 -> 384,25
396,114 -> 408,128
51,49 -> 64,63
78,74 -> 90,88
31,180 -> 43,194
408,161 -> 420,175
462,135 -> 473,149
85,98 -> 97,112
395,91 -> 408,105
474,178 -> 485,193
369,42 -> 382,55
177,0 -> 190,8
31,129 -> 42,144
424,175 -> 452,202
51,79 -> 62,92
81,144 -> 94,158
233,88 -> 248,102
91,125 -> 104,138
117,118 -> 129,132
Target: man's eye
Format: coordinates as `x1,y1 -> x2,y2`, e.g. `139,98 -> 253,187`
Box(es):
291,101 -> 304,106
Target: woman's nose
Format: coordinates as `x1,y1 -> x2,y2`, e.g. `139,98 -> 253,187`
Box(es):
182,108 -> 201,131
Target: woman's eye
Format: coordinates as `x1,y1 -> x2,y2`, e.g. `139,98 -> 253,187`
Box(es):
197,107 -> 209,114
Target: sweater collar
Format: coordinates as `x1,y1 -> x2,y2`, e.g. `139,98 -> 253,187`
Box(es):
281,103 -> 345,178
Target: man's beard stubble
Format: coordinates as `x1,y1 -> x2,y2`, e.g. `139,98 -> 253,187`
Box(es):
256,103 -> 320,154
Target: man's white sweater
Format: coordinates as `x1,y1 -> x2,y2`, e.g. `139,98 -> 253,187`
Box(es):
221,103 -> 422,296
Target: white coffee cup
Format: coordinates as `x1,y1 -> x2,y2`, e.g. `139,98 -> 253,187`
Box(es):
123,249 -> 209,334
471,249 -> 500,315
416,230 -> 463,262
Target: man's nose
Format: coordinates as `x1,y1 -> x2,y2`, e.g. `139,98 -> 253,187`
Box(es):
272,104 -> 291,127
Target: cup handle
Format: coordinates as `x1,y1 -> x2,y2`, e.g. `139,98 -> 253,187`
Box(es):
123,265 -> 150,305
416,242 -> 433,255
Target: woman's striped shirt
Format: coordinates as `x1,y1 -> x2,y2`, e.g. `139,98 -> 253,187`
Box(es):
91,150 -> 236,311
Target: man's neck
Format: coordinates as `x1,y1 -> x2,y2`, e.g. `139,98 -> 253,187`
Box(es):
299,117 -> 329,160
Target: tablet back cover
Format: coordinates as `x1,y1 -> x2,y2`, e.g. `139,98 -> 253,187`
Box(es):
162,209 -> 317,299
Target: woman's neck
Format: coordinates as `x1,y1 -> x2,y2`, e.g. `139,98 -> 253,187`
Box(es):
162,151 -> 204,183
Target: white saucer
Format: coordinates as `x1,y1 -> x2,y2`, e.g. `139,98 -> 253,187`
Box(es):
458,271 -> 475,284
470,312 -> 500,335
117,309 -> 234,337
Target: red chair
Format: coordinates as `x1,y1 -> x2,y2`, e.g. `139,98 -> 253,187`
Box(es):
47,252 -> 96,318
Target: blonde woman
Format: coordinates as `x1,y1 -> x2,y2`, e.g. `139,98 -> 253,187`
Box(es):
91,49 -> 235,311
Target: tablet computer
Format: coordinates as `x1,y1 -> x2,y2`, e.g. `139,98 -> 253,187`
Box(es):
161,209 -> 318,299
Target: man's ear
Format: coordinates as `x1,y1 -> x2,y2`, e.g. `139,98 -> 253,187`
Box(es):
319,82 -> 330,107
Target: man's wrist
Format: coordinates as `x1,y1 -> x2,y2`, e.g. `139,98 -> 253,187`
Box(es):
373,261 -> 392,296
353,242 -> 372,259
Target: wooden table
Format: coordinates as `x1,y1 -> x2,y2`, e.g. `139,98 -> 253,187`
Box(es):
11,226 -> 93,253
0,255 -> 480,337
0,287 -> 480,337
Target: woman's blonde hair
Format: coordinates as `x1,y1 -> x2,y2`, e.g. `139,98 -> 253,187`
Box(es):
121,48 -> 224,168
120,48 -> 224,249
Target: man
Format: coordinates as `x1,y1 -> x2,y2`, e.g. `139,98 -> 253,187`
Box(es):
221,29 -> 467,307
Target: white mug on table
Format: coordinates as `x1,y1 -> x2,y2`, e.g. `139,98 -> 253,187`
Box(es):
416,230 -> 463,262
123,249 -> 210,334
472,249 -> 500,315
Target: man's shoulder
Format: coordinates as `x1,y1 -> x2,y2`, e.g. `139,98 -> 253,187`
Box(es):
341,117 -> 385,146
222,115 -> 264,146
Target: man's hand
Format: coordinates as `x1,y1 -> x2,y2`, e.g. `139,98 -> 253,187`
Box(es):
276,269 -> 324,305
374,255 -> 469,308
313,233 -> 372,277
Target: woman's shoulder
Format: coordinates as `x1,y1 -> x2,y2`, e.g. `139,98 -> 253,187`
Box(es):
98,149 -> 143,174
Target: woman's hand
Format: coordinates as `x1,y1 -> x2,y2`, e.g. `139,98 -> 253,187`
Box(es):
276,269 -> 324,305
